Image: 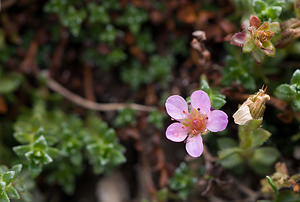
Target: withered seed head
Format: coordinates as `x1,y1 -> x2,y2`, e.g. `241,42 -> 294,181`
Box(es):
233,86 -> 270,125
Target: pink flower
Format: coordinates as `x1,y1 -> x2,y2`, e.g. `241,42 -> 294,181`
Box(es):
165,90 -> 228,157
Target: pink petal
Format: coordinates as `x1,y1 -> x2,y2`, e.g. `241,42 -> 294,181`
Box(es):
185,135 -> 203,157
250,15 -> 261,29
190,90 -> 211,114
207,110 -> 228,132
230,32 -> 246,47
166,123 -> 188,142
165,95 -> 188,120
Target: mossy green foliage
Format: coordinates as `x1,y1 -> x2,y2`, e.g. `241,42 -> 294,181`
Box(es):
222,46 -> 256,90
169,163 -> 197,200
44,0 -> 176,90
13,101 -> 125,194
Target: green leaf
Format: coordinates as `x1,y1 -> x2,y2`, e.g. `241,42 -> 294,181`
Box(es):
250,147 -> 280,166
266,176 -> 277,193
0,191 -> 9,202
243,39 -> 255,53
245,119 -> 262,130
275,190 -> 300,202
33,135 -> 47,149
275,84 -> 295,101
266,6 -> 282,20
200,77 -> 210,93
218,147 -> 242,159
218,149 -> 244,169
6,186 -> 19,199
47,148 -> 60,159
0,74 -> 22,94
169,162 -> 196,200
291,69 -> 300,85
251,48 -> 265,63
200,76 -> 226,109
0,182 -> 5,192
11,165 -> 22,176
156,188 -> 168,202
248,128 -> 271,148
217,138 -> 238,150
253,0 -> 267,13
258,147 -> 280,165
292,97 -> 300,112
269,22 -> 280,34
211,94 -> 226,109
2,172 -> 15,184
262,41 -> 275,56
13,145 -> 31,157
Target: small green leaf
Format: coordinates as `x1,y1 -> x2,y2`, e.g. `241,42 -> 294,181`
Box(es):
251,48 -> 265,63
275,84 -> 295,101
211,94 -> 226,109
47,148 -> 60,158
250,147 -> 280,166
0,74 -> 22,94
243,39 -> 255,53
156,188 -> 168,202
269,22 -> 280,34
245,119 -> 262,130
291,69 -> 300,85
218,149 -> 244,169
292,97 -> 300,112
218,147 -> 242,159
266,176 -> 277,193
200,77 -> 210,93
253,0 -> 267,13
13,145 -> 31,157
6,186 -> 19,199
0,182 -> 6,191
248,128 -> 271,148
33,135 -> 47,149
0,191 -> 9,202
2,172 -> 15,184
11,165 -> 22,175
266,6 -> 282,20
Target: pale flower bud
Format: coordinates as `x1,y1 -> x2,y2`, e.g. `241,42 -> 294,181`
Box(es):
233,87 -> 270,125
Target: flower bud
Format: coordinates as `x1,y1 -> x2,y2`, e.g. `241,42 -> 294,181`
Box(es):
233,86 -> 270,125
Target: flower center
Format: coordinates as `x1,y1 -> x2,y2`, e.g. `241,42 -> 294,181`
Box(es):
182,108 -> 208,135
257,30 -> 273,42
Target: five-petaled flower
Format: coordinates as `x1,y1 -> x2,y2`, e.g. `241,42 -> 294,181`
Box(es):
230,15 -> 280,63
165,90 -> 228,157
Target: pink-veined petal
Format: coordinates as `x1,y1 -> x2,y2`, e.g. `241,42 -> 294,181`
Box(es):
166,123 -> 188,142
185,135 -> 203,157
230,32 -> 246,47
165,95 -> 188,120
190,90 -> 211,114
207,110 -> 228,132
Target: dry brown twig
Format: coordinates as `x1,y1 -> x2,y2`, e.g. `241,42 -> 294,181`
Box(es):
43,71 -> 156,112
